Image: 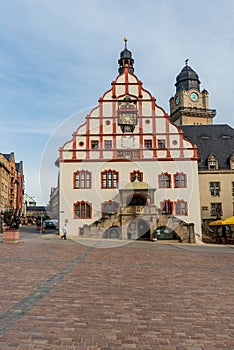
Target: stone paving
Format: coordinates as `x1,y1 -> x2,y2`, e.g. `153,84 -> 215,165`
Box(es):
0,226 -> 233,349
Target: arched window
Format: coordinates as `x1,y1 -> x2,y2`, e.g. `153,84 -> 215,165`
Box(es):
74,201 -> 92,219
74,170 -> 91,189
101,170 -> 119,189
175,200 -> 188,216
130,170 -> 143,182
158,173 -> 171,188
160,200 -> 173,215
174,173 -> 187,188
101,200 -> 119,217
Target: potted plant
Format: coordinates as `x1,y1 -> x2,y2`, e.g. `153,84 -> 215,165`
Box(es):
3,209 -> 20,243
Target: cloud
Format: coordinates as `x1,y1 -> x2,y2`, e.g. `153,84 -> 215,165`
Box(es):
0,0 -> 233,204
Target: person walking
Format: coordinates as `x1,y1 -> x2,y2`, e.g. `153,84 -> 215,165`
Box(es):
61,223 -> 67,240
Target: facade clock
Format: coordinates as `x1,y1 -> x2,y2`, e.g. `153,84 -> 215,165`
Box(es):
175,96 -> 180,105
117,96 -> 138,133
190,92 -> 198,101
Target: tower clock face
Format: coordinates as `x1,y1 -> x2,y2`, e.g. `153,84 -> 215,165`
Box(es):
190,92 -> 198,101
175,96 -> 180,105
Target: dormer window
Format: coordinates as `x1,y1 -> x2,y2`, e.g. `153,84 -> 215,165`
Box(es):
208,154 -> 218,170
209,161 -> 216,169
230,154 -> 234,170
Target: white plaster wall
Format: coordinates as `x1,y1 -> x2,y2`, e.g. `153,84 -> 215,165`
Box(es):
128,75 -> 138,83
102,102 -> 112,116
60,159 -> 201,240
116,75 -> 125,83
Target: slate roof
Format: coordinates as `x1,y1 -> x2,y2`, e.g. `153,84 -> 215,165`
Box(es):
4,153 -> 13,161
180,124 -> 234,170
15,161 -> 23,173
175,64 -> 201,92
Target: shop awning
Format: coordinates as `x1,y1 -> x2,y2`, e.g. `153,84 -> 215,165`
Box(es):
209,216 -> 234,226
221,216 -> 234,225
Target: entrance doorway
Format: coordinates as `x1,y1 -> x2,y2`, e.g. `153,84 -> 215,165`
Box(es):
154,226 -> 179,240
127,219 -> 150,240
103,226 -> 121,239
137,219 -> 150,240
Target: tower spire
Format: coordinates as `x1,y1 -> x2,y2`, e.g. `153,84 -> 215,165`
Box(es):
118,38 -> 134,74
124,37 -> 128,49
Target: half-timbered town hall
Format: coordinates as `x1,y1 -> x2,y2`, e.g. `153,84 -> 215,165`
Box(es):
58,39 -> 202,242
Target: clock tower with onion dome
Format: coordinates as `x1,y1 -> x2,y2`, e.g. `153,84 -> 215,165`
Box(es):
169,60 -> 216,125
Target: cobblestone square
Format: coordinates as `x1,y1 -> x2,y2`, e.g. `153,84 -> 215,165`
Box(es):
0,227 -> 233,349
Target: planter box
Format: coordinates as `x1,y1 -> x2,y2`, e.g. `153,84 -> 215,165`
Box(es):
3,230 -> 19,243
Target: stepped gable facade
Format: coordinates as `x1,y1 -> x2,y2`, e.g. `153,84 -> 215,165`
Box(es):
58,40 -> 202,241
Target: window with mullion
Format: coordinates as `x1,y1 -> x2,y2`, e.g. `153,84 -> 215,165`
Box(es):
210,182 -> 220,196
174,173 -> 186,188
161,200 -> 173,214
74,170 -> 91,189
74,201 -> 91,219
176,200 -> 187,215
159,173 -> 171,188
101,170 -> 119,189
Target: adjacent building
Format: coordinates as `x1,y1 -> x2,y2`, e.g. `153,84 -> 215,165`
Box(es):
170,61 -> 234,229
180,125 -> 234,223
0,152 -> 24,216
48,185 -> 59,220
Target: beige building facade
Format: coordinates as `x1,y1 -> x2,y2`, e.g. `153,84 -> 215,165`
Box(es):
169,62 -> 234,228
0,153 -> 10,212
0,152 -> 24,216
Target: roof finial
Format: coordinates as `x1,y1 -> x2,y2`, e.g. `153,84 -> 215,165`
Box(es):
124,37 -> 128,49
185,58 -> 189,66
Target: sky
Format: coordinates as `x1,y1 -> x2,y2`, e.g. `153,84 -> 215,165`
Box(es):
0,0 -> 233,205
